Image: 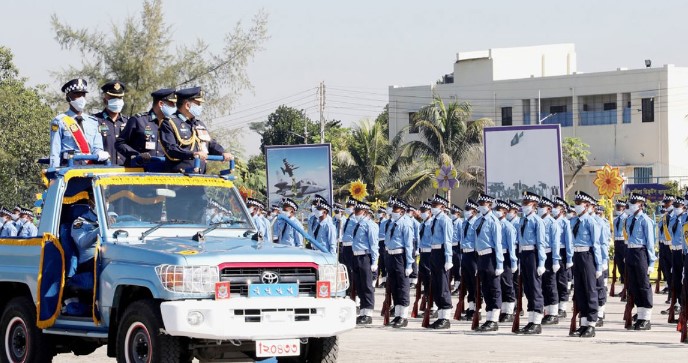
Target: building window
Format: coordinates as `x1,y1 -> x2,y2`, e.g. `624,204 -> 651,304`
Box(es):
522,99 -> 531,125
603,102 -> 616,111
501,107 -> 512,126
633,167 -> 653,184
408,112 -> 419,134
641,98 -> 654,122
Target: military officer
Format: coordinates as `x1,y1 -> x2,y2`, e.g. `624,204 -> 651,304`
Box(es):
472,193 -> 504,332
247,198 -> 271,241
406,205 -> 421,288
339,198 -> 359,297
613,199 -> 628,299
658,194 -> 675,294
384,198 -> 414,328
552,197 -> 574,317
495,200 -> 518,323
417,200 -> 434,317
450,204 -> 464,294
116,88 -> 178,170
515,192 -> 547,335
332,202 -> 344,241
591,204 -> 610,326
17,208 -> 38,238
0,208 -> 18,237
49,78 -> 108,168
313,200 -> 337,255
569,191 -> 602,338
428,194 -> 454,329
92,81 -> 128,165
624,193 -> 656,330
308,194 -> 328,239
158,87 -> 232,173
460,199 -> 480,321
274,198 -> 304,248
377,207 -> 391,288
537,197 -> 562,325
667,196 -> 685,319
351,200 -> 379,325
11,206 -> 21,228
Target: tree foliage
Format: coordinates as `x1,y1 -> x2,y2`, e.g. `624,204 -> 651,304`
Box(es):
0,47 -> 53,208
562,137 -> 591,195
50,0 -> 269,117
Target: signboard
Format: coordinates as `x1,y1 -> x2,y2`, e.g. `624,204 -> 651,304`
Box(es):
265,144 -> 333,209
624,183 -> 669,203
483,125 -> 564,200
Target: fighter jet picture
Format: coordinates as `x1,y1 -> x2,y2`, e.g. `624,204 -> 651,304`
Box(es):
274,179 -> 326,198
280,158 -> 299,177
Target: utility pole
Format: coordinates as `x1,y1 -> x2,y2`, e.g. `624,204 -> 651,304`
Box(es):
302,109 -> 308,144
319,81 -> 326,143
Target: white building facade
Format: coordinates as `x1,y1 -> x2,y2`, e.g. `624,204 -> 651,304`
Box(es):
389,44 -> 688,200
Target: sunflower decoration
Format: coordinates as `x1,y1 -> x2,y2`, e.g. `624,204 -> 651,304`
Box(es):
349,179 -> 368,201
593,164 -> 624,199
432,163 -> 459,191
370,198 -> 386,211
238,185 -> 254,201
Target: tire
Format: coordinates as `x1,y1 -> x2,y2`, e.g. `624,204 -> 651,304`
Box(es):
116,300 -> 191,363
0,296 -> 53,363
306,336 -> 338,363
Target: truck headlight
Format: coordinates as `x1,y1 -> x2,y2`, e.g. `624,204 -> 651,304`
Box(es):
155,264 -> 219,294
319,263 -> 349,295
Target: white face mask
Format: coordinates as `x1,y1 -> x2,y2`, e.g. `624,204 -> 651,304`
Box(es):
189,103 -> 203,118
248,207 -> 255,215
346,207 -> 354,215
431,207 -> 442,216
280,210 -> 290,217
672,208 -> 682,216
391,212 -> 402,221
161,103 -> 177,118
567,212 -> 575,219
521,205 -> 533,215
314,210 -> 323,218
420,212 -> 429,220
377,213 -> 384,219
463,211 -> 472,220
623,208 -> 631,216
552,208 -> 561,217
70,96 -> 87,112
506,211 -> 516,221
107,98 -> 124,113
666,205 -> 674,213
477,205 -> 490,214
537,207 -> 548,217
386,207 -> 393,215
493,210 -> 504,219
311,205 -> 317,213
574,204 -> 586,215
614,210 -> 622,216
628,203 -> 640,214
451,214 -> 458,220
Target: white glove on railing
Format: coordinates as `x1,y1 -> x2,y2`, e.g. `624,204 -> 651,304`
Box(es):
97,150 -> 110,161
537,266 -> 545,276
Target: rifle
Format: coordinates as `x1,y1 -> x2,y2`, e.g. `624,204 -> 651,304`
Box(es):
609,260 -> 617,297
654,259 -> 662,294
411,277 -> 422,318
679,281 -> 687,342
471,274 -> 481,330
569,295 -> 578,335
624,270 -> 635,330
454,275 -> 466,320
422,282 -> 434,328
349,275 -> 357,301
512,274 -> 523,333
381,280 -> 392,324
668,285 -> 677,324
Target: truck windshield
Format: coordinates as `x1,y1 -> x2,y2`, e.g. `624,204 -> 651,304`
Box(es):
100,183 -> 251,229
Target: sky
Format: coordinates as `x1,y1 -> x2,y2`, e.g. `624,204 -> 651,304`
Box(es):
3,0 -> 688,156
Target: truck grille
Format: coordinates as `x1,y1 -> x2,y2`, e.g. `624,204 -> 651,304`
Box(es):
220,267 -> 317,296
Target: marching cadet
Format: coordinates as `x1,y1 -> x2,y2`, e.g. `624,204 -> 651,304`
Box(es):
308,194 -> 328,239
17,208 -> 38,238
552,197 -> 574,318
271,205 -> 281,242
332,202 -> 344,241
472,193 -> 504,332
406,206 -> 421,288
313,200 -> 337,255
92,81 -> 128,165
49,78 -> 109,168
495,200 -> 518,323
506,200 -> 521,229
384,198 -> 414,328
417,200 -> 435,317
592,204 -> 610,326
340,198 -> 359,297
514,192 -> 547,335
569,191 -> 602,338
428,194 -> 454,329
537,197 -> 562,325
624,193 -> 656,330
273,198 -> 304,248
377,207 -> 390,288
658,194 -> 675,294
158,87 -> 232,173
613,200 -> 628,300
116,88 -> 178,170
246,198 -> 271,241
0,208 -> 18,237
351,200 -> 379,325
450,204 -> 464,295
11,206 -> 21,228
667,196 -> 685,319
460,199 -> 480,321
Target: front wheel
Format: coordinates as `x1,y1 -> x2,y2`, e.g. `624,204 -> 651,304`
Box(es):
116,300 -> 190,363
306,336 -> 338,363
0,296 -> 53,363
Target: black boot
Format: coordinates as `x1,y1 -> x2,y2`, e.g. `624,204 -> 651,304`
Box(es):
464,309 -> 474,321
475,321 -> 499,332
634,320 -> 651,330
520,323 -> 542,335
356,316 -> 372,325
580,326 -> 596,338
569,326 -> 586,337
595,318 -> 604,327
499,313 -> 514,323
392,317 -> 408,328
542,315 -> 559,325
558,309 -> 567,318
429,318 -> 451,329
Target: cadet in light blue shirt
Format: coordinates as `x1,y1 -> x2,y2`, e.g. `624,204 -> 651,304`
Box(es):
313,201 -> 337,255
552,197 -> 574,315
417,201 -> 434,300
406,206 -> 422,288
612,200 -> 628,287
427,194 -> 454,329
460,199 -> 480,319
377,208 -> 390,287
668,197 -> 686,306
17,209 -> 38,238
495,200 -> 518,322
274,198 -> 304,248
450,204 -> 463,293
351,201 -> 379,324
384,198 -> 415,327
246,198 -> 271,242
1,208 -> 18,237
338,199 -> 359,296
537,197 -> 562,324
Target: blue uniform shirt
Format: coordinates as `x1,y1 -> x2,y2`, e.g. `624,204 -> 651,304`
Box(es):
500,217 -> 518,270
570,213 -> 603,272
625,210 -> 657,268
452,218 -> 463,245
518,213 -> 547,269
71,209 -> 99,264
252,214 -> 271,242
333,215 -> 342,240
670,213 -> 687,248
379,218 -> 390,241
460,215 -> 477,250
658,213 -> 671,242
592,214 -> 610,264
49,109 -> 104,168
274,215 -> 304,248
613,214 -> 628,240
340,216 -> 358,243
384,216 -> 414,270
1,220 -> 18,237
352,216 -> 380,265
314,217 -> 337,255
17,220 -> 38,238
419,217 -> 434,249
472,212 -> 504,270
557,216 -> 574,265
431,213 -> 454,262
411,218 -> 421,252
542,215 -> 562,261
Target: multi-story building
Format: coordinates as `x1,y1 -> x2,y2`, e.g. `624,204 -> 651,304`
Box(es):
389,43 -> 688,200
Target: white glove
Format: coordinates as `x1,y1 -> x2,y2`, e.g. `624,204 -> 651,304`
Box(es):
405,268 -> 413,277
444,262 -> 453,271
595,270 -> 602,279
566,262 -> 573,269
97,150 -> 110,161
552,263 -> 561,273
537,266 -> 545,276
602,261 -> 609,271
371,265 -> 378,274
647,266 -> 653,275
511,265 -> 518,274
495,269 -> 504,276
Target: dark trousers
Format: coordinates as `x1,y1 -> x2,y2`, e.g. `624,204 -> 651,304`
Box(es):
501,252 -> 516,303
452,245 -> 462,282
613,240 -> 626,283
521,250 -> 543,313
352,254 -> 375,311
683,254 -> 688,307
659,242 -> 671,286
386,253 -> 410,307
556,249 -> 570,302
597,269 -> 608,307
461,252 -> 478,304
573,250 -> 599,322
340,245 -> 354,295
478,252 -> 502,312
419,252 -> 431,290
625,247 -> 652,309
670,249 -> 683,299
377,240 -> 387,278
430,249 -> 452,310
542,252 -> 559,307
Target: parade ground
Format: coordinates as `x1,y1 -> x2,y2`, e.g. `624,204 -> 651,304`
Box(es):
55,283 -> 685,363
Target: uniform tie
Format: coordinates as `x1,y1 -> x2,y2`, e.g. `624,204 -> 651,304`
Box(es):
520,217 -> 527,236
343,218 -> 350,235
628,217 -> 637,237
313,224 -> 321,239
389,222 -> 398,238
431,217 -> 438,235
353,223 -> 361,238
463,222 -> 469,239
672,217 -> 680,234
615,217 -> 620,231
475,216 -> 486,236
572,219 -> 581,238
75,115 -> 84,126
420,224 -> 426,239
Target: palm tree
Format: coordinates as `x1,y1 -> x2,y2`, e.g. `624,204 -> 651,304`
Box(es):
404,95 -> 492,200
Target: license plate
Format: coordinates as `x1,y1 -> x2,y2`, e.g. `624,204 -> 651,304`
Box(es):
256,339 -> 300,357
248,283 -> 299,298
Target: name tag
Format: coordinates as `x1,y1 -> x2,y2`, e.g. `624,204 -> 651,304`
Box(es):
145,141 -> 156,150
